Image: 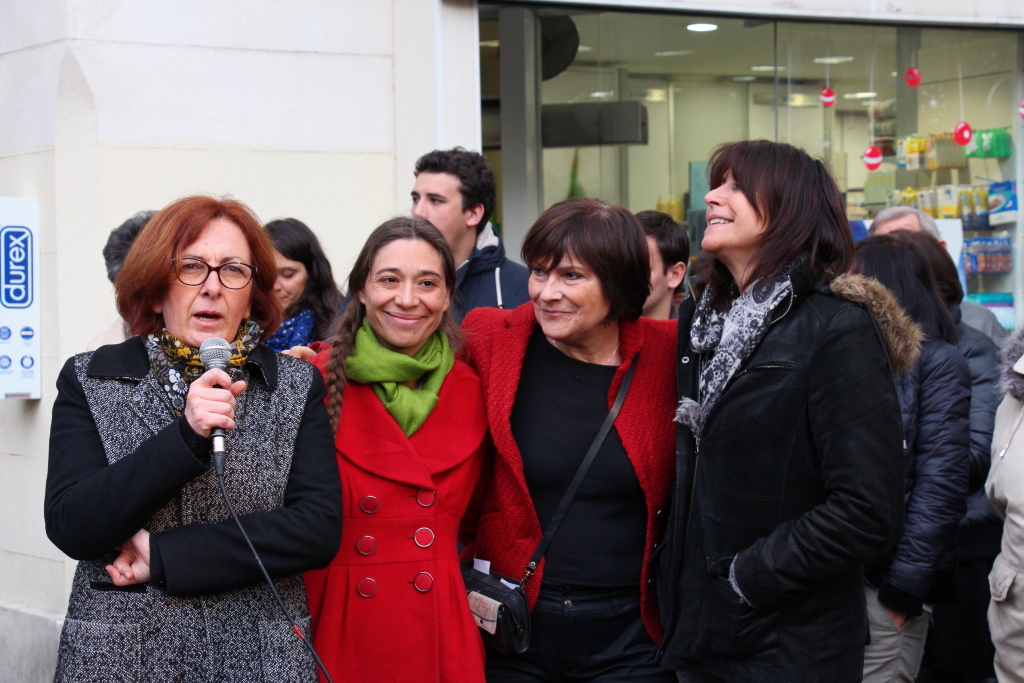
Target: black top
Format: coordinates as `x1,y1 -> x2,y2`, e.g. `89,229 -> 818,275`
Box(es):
44,339 -> 341,595
511,328 -> 647,587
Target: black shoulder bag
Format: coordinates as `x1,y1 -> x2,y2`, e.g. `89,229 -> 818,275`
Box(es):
461,354 -> 639,655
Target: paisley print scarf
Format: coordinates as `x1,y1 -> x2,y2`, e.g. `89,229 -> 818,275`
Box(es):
676,269 -> 794,437
146,319 -> 262,416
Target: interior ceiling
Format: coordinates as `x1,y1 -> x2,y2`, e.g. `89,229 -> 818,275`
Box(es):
479,8 -> 1015,110
566,12 -> 898,85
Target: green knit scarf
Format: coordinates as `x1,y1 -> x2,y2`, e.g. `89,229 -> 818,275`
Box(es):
345,317 -> 454,436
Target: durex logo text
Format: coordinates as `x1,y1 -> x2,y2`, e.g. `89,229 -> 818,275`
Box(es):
1,226 -> 32,309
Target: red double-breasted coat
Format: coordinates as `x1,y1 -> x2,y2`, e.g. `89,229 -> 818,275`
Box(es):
459,303 -> 678,642
304,352 -> 489,683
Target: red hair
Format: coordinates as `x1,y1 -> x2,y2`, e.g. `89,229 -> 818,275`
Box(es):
116,195 -> 282,339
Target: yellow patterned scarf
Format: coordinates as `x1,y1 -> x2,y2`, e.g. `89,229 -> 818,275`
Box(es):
146,319 -> 262,415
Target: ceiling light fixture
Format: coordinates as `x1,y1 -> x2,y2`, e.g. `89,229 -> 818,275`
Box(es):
844,91 -> 877,99
813,56 -> 854,64
733,75 -> 757,81
479,40 -> 499,48
655,50 -> 692,57
687,23 -> 718,32
750,65 -> 786,72
577,45 -> 593,52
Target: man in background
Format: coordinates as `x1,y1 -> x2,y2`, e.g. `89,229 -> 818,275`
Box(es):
86,210 -> 155,350
870,205 -> 1007,343
412,147 -> 530,324
636,210 -> 689,320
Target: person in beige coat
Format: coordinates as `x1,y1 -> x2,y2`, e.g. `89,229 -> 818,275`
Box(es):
987,329 -> 1024,682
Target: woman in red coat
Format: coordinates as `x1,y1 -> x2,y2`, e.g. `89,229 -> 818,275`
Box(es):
461,198 -> 678,682
303,217 -> 488,683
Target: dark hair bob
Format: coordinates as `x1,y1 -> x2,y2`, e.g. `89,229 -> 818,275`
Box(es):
116,195 -> 282,339
521,198 -> 650,323
853,233 -> 957,345
892,229 -> 963,307
698,140 -> 853,308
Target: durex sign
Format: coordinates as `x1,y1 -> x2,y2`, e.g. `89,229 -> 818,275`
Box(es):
1,226 -> 32,308
0,198 -> 40,399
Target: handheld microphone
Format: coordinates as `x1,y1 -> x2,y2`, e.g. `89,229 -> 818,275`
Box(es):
198,337 -> 234,475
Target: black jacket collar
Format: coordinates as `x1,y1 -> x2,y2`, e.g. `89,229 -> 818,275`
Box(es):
87,336 -> 279,389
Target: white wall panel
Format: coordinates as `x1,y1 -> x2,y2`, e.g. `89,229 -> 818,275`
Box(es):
0,0 -> 68,54
70,42 -> 394,151
67,1 -> 393,55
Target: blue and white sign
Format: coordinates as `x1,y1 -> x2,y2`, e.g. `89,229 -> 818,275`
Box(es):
1,226 -> 33,308
0,198 -> 40,399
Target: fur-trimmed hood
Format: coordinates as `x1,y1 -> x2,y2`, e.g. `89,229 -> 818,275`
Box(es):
1000,328 -> 1024,401
829,274 -> 924,376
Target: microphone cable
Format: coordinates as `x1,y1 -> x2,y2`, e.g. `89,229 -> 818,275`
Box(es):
199,337 -> 334,682
213,457 -> 336,683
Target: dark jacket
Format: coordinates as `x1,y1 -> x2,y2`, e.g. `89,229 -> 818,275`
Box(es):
452,229 -> 530,324
45,338 -> 341,682
658,269 -> 913,683
865,337 -> 970,616
952,304 -> 1004,543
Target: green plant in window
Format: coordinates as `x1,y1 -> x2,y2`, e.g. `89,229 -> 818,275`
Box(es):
566,148 -> 586,200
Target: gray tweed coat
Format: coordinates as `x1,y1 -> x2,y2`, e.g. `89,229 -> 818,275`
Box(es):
46,339 -> 341,683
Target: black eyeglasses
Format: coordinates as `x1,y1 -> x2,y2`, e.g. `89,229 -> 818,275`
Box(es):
171,257 -> 256,289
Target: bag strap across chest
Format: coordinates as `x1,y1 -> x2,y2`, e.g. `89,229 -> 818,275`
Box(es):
521,354 -> 639,586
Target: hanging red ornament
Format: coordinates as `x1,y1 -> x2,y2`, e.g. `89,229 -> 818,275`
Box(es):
863,146 -> 883,171
820,87 -> 836,107
904,67 -> 921,88
953,121 -> 973,146
1018,98 -> 1024,121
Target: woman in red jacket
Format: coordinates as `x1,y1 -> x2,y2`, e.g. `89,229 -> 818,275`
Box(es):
461,198 -> 678,682
303,216 -> 488,683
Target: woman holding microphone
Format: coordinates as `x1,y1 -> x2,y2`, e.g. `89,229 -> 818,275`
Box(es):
45,195 -> 341,682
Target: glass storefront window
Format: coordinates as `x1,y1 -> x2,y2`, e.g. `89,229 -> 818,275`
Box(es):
480,6 -> 1023,326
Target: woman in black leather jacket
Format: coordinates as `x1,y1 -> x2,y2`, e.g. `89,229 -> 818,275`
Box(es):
854,234 -> 971,683
657,140 -> 910,683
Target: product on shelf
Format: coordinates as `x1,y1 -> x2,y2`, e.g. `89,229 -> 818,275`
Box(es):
965,293 -> 1015,331
938,185 -> 959,218
925,133 -> 969,170
988,181 -> 1019,227
916,186 -> 937,217
890,184 -> 993,225
846,190 -> 867,220
864,168 -> 895,204
963,234 -> 1013,275
969,186 -> 990,231
896,135 -> 928,170
964,128 -> 1014,159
